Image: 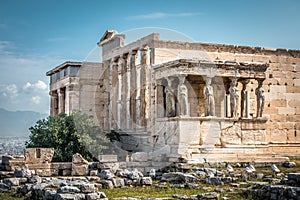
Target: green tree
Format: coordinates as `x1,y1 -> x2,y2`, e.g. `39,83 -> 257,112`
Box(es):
26,111 -> 113,162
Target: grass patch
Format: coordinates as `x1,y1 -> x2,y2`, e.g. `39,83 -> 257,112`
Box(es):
102,185 -> 245,199
0,191 -> 26,200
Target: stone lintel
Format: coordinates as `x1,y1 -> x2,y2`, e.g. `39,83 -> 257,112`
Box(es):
154,59 -> 268,80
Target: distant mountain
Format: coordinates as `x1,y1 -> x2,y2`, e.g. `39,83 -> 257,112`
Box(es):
0,108 -> 48,138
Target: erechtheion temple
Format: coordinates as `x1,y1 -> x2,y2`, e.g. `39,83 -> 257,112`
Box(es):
47,30 -> 300,165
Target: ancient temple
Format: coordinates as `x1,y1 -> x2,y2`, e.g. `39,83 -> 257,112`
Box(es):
47,30 -> 300,164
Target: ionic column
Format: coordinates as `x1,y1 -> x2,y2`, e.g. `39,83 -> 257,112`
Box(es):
130,51 -> 138,129
58,88 -> 65,114
111,60 -> 118,130
65,85 -> 70,115
50,91 -> 58,116
108,60 -> 113,130
140,47 -> 149,128
240,79 -> 250,118
117,57 -> 124,129
135,61 -> 141,128
126,54 -> 131,129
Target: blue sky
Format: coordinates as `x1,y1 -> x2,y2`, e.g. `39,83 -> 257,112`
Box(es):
0,0 -> 299,114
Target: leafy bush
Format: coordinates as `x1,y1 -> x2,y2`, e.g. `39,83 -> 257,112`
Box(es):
26,111 -> 114,162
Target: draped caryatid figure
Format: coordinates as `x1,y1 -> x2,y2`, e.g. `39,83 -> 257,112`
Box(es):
204,77 -> 215,116
178,75 -> 189,116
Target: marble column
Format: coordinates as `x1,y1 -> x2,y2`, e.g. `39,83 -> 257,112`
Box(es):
126,54 -> 131,129
108,60 -> 113,130
50,91 -> 58,116
58,88 -> 65,114
140,47 -> 149,128
135,60 -> 141,128
117,57 -> 124,129
130,51 -> 137,129
65,85 -> 70,115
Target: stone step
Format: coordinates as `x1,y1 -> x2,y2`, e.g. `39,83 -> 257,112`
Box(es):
189,152 -> 289,163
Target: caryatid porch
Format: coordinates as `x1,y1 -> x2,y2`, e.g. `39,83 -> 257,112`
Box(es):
152,59 -> 269,161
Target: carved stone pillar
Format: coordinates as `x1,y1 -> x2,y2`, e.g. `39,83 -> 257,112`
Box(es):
50,91 -> 58,116
255,78 -> 265,118
203,77 -> 215,116
58,88 -> 65,114
126,54 -> 131,129
140,47 -> 149,128
108,60 -> 113,130
240,79 -> 250,118
111,59 -> 118,130
135,60 -> 141,128
165,76 -> 176,117
156,79 -> 165,118
130,51 -> 137,129
178,75 -> 189,116
64,85 -> 70,115
117,57 -> 124,129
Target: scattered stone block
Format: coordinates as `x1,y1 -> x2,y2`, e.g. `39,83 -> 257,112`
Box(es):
99,180 -> 114,189
89,170 -> 98,176
80,183 -> 95,193
283,162 -> 296,168
206,177 -> 224,185
111,177 -> 125,188
141,177 -> 152,186
98,155 -> 118,162
55,193 -> 78,200
161,172 -> 199,183
57,186 -> 81,193
72,153 -> 89,176
197,192 -> 220,199
3,177 -> 19,187
131,152 -> 148,162
99,170 -> 114,179
14,168 -> 31,178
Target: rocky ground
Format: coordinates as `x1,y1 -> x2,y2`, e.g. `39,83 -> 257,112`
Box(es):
0,161 -> 300,200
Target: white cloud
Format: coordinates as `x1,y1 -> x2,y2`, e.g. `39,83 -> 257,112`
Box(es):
23,80 -> 48,90
0,40 -> 64,114
126,12 -> 202,20
1,84 -> 19,99
31,96 -> 41,105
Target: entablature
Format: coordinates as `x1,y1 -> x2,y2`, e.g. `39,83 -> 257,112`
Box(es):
153,59 -> 269,80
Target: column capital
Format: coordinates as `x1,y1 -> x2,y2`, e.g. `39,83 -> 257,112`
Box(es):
57,88 -> 64,95
257,78 -> 265,86
165,76 -> 176,87
177,74 -> 187,84
139,46 -> 149,52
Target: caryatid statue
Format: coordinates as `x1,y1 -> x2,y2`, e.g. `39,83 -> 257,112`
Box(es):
165,77 -> 176,117
255,79 -> 265,118
229,78 -> 239,117
178,75 -> 189,116
204,77 -> 215,116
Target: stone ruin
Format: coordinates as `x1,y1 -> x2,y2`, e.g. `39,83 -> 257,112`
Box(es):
46,29 -> 300,169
